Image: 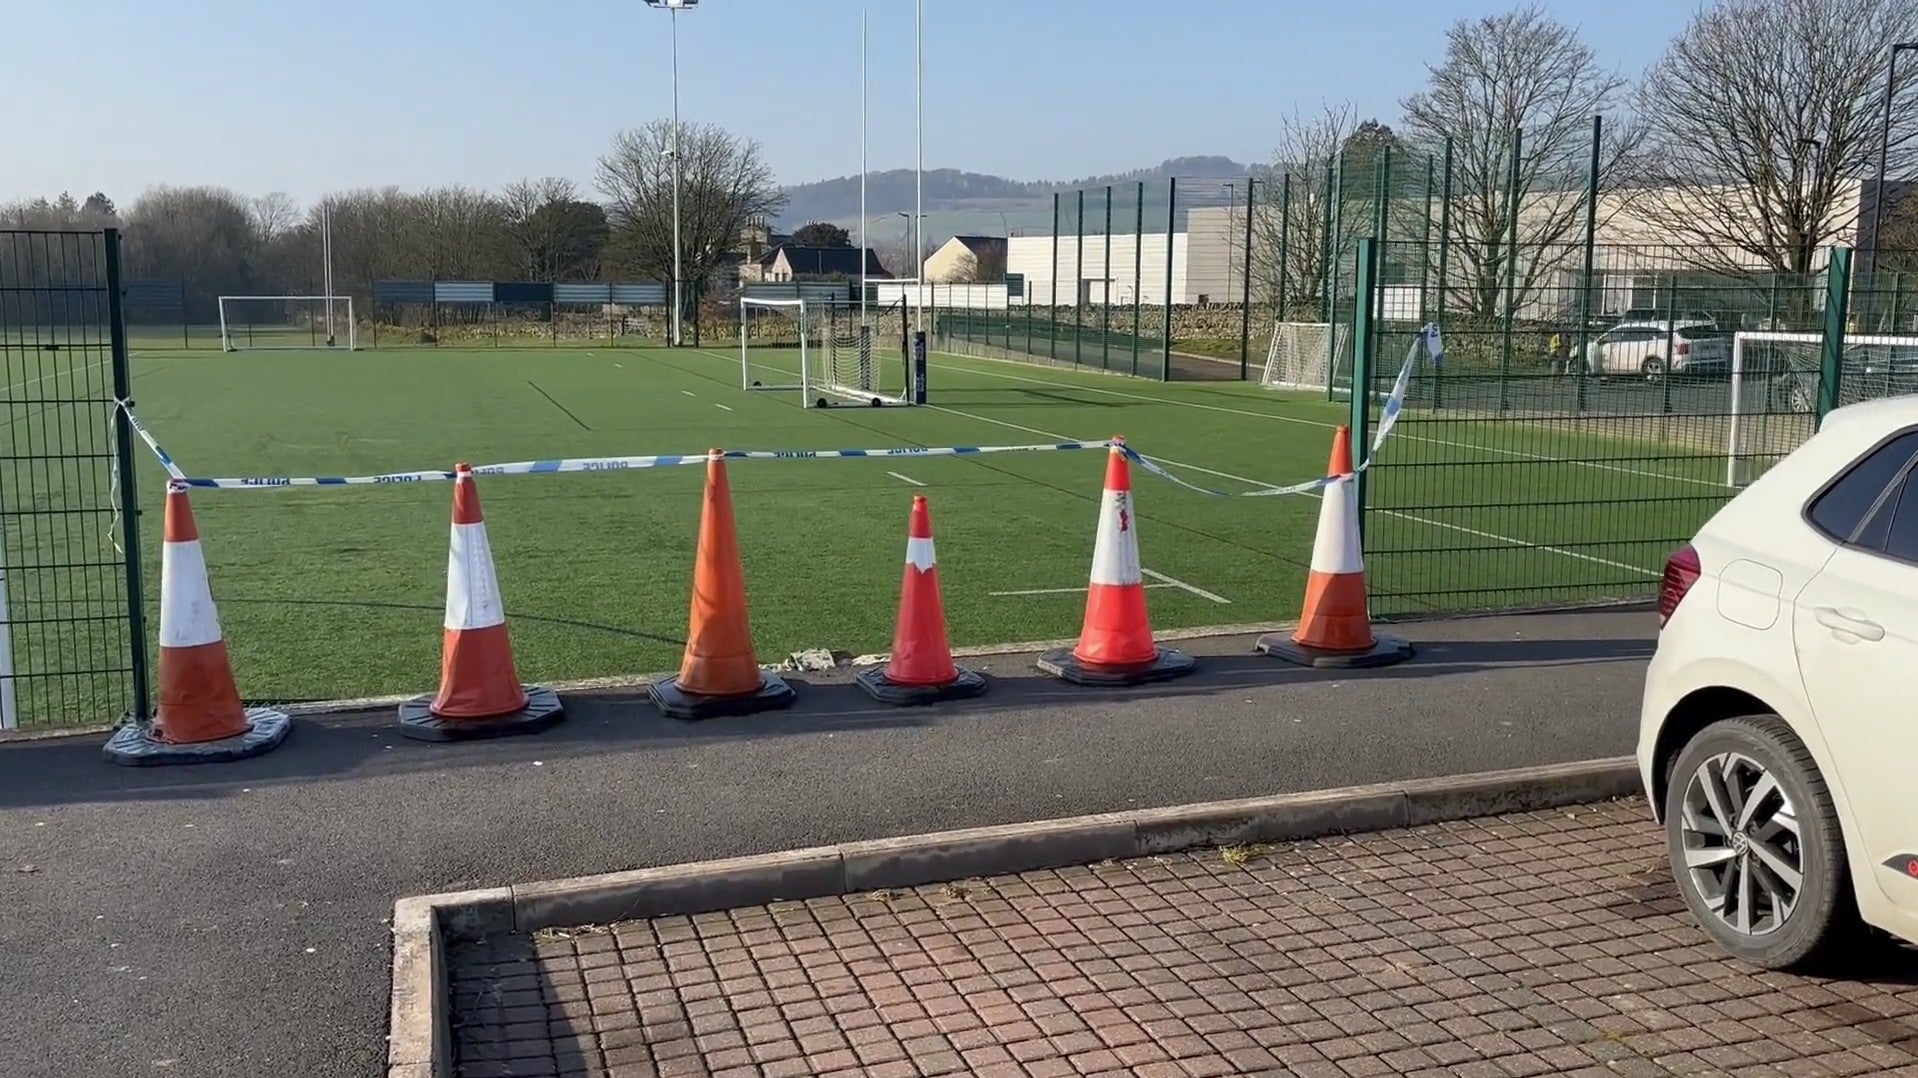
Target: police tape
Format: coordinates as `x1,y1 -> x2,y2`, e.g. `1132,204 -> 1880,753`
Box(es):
131,438 -> 1122,490
1122,325 -> 1436,499
118,323 -> 1442,497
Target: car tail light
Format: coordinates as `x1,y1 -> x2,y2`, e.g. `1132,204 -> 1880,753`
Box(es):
1658,544 -> 1701,626
1676,341 -> 1691,356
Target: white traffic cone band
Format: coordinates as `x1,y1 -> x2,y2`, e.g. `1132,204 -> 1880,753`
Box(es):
444,519 -> 507,632
1308,478 -> 1365,576
1087,487 -> 1143,587
159,538 -> 224,649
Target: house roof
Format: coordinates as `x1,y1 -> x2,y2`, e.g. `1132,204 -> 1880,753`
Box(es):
761,245 -> 892,278
947,235 -> 1007,255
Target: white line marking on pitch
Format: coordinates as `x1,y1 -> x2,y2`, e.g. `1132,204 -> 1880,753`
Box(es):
681,389 -> 696,397
689,346 -> 1659,581
887,471 -> 925,486
715,403 -> 733,411
1141,568 -> 1231,604
992,583 -> 1177,597
929,350 -> 1722,490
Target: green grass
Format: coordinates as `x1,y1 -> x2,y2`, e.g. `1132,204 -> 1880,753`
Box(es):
1,336 -> 1736,722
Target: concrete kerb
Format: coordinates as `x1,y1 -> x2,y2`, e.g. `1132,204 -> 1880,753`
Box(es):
387,755 -> 1641,1078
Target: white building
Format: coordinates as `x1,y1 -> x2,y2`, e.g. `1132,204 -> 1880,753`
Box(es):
1005,233 -> 1191,306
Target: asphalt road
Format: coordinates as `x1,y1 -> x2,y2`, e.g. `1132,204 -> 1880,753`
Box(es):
0,608 -> 1655,1078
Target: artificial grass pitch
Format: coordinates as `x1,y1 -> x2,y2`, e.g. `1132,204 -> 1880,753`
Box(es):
109,342 -> 1706,704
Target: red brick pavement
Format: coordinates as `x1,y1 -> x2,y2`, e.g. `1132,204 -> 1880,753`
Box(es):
447,799 -> 1918,1077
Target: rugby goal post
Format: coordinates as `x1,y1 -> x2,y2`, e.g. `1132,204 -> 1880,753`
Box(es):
1728,330 -> 1918,486
739,295 -> 913,409
218,295 -> 357,351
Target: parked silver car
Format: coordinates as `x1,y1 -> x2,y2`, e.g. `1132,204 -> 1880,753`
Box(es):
1585,320 -> 1729,379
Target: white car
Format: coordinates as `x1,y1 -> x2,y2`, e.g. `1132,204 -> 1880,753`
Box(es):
1586,320 -> 1729,379
1639,395 -> 1918,969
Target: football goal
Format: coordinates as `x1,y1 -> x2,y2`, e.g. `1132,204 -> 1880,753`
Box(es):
1259,321 -> 1352,394
1727,331 -> 1918,486
218,295 -> 356,351
739,296 -> 912,408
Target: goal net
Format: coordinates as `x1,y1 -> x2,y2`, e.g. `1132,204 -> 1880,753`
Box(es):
1727,331 -> 1918,486
740,296 -> 912,408
1260,321 -> 1352,393
219,295 -> 356,351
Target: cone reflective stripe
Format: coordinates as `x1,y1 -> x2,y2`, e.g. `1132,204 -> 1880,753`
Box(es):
400,464 -> 562,740
154,484 -> 249,743
649,449 -> 796,719
431,465 -> 529,718
860,496 -> 988,704
1258,426 -> 1412,669
105,483 -> 292,765
1038,438 -> 1196,686
1074,442 -> 1158,667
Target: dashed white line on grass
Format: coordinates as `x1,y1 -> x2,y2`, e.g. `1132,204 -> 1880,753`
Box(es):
681,389 -> 697,397
1141,568 -> 1231,604
714,403 -> 733,411
992,582 -> 1177,597
887,471 -> 925,486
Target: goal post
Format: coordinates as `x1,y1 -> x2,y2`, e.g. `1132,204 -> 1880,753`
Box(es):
218,295 -> 357,351
739,295 -> 914,409
1260,321 -> 1352,394
1728,330 -> 1918,486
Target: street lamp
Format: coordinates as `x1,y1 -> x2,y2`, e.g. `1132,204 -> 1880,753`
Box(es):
645,0 -> 696,347
1869,43 -> 1918,264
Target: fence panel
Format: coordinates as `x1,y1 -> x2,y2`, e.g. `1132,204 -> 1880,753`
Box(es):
0,229 -> 145,729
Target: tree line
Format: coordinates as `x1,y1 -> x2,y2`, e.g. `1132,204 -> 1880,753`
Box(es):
1,120 -> 786,323
1259,0 -> 1918,320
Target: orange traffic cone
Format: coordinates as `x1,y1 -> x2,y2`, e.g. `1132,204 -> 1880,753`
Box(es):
103,482 -> 292,766
399,465 -> 563,741
1257,426 -> 1412,668
649,449 -> 797,720
857,495 -> 988,705
1038,438 -> 1197,686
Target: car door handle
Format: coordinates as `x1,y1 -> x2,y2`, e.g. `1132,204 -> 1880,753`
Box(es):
1814,606 -> 1886,642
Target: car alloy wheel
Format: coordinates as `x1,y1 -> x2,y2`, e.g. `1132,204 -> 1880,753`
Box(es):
1677,750 -> 1802,937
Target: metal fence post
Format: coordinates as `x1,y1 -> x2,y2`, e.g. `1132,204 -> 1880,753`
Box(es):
1434,138 -> 1453,410
1350,238 -> 1379,538
1498,127 -> 1523,413
1161,177 -> 1177,382
1277,173 -> 1292,324
1050,192 -> 1060,360
103,229 -> 150,724
1132,181 -> 1144,376
1661,284 -> 1678,414
1102,184 -> 1113,370
1074,188 -> 1085,367
1326,155 -> 1344,401
1239,177 -> 1255,379
1575,115 -> 1602,414
1818,247 -> 1853,423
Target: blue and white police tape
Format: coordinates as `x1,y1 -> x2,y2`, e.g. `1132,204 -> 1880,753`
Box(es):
116,400 -> 187,481
1121,324 -> 1440,499
151,440 -> 1120,490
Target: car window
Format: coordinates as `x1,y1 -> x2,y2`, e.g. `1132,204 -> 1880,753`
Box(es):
1807,430 -> 1918,544
1679,327 -> 1726,341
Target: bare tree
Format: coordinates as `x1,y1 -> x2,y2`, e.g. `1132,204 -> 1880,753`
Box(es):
595,120 -> 786,296
1252,102 -> 1357,316
1400,3 -> 1640,319
501,177 -> 607,281
250,193 -> 301,246
955,242 -> 1008,283
1634,0 -> 1918,278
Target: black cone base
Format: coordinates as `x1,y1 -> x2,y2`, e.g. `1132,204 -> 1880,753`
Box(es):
1256,632 -> 1413,669
398,685 -> 565,742
1036,646 -> 1198,687
855,665 -> 989,706
649,672 -> 797,720
102,707 -> 293,767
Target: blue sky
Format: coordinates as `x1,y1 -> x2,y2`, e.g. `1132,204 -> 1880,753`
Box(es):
5,0 -> 1696,206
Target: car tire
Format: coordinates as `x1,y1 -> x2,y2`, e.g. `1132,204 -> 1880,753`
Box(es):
1641,356 -> 1665,381
1663,714 -> 1865,971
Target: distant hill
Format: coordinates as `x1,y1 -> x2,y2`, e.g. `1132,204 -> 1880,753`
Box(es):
777,156 -> 1259,242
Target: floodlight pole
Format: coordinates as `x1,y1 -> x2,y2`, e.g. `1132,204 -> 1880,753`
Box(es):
1870,44 -> 1918,270
914,0 -> 924,332
646,0 -> 694,346
860,8 -> 868,323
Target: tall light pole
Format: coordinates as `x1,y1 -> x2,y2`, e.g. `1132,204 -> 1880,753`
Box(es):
914,0 -> 924,331
1869,43 -> 1918,266
646,0 -> 696,346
